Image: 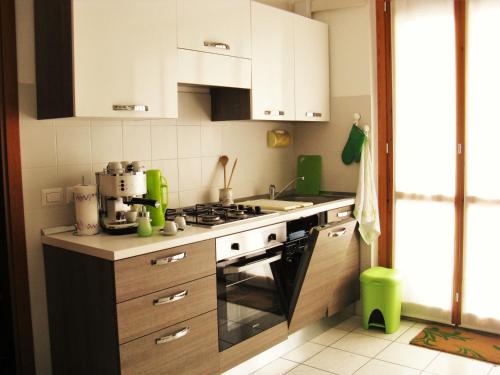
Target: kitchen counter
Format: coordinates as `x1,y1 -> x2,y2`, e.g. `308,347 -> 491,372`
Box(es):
42,197 -> 355,260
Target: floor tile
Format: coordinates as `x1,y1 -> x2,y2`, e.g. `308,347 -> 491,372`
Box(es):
396,324 -> 428,344
332,332 -> 391,357
305,347 -> 370,375
425,352 -> 493,375
489,366 -> 500,375
354,359 -> 420,375
334,315 -> 363,332
282,342 -> 325,363
310,328 -> 348,346
355,323 -> 411,341
376,342 -> 439,370
252,358 -> 298,375
286,364 -> 331,375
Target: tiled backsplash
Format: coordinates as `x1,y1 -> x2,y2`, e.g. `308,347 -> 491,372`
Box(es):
18,83 -> 295,375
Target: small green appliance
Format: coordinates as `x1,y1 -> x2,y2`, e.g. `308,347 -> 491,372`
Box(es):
145,169 -> 168,226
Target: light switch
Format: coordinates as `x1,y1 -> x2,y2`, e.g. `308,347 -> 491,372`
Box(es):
42,188 -> 64,207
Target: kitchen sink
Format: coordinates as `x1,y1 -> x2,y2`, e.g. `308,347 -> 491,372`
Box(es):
275,192 -> 354,204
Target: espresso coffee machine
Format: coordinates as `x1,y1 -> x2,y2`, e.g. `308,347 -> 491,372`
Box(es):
96,161 -> 159,235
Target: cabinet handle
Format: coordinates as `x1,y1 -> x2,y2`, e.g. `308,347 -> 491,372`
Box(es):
305,112 -> 322,118
337,211 -> 352,218
264,110 -> 285,116
155,327 -> 190,345
204,41 -> 230,50
328,228 -> 346,238
153,290 -> 188,306
112,104 -> 149,112
151,252 -> 187,266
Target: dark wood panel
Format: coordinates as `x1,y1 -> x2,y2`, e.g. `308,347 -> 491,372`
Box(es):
44,246 -> 120,375
219,321 -> 287,373
114,239 -> 216,303
34,0 -> 74,119
289,218 -> 358,333
210,87 -> 251,121
0,0 -> 35,372
120,310 -> 219,375
117,275 -> 217,344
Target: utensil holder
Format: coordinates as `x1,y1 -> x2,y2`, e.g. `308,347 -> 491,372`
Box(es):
219,188 -> 234,206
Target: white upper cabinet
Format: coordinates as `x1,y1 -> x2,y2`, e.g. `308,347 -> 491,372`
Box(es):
72,0 -> 178,118
251,2 -> 295,121
177,0 -> 251,59
294,15 -> 330,122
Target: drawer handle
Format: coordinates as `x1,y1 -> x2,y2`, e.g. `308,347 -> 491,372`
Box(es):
337,211 -> 352,218
112,104 -> 149,112
155,326 -> 190,345
204,41 -> 230,50
151,252 -> 187,266
153,290 -> 188,306
328,228 -> 346,238
264,110 -> 285,116
306,112 -> 322,118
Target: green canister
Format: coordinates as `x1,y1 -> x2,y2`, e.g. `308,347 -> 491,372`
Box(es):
146,169 -> 168,226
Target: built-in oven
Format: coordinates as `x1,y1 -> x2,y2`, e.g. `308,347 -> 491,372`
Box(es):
216,223 -> 287,352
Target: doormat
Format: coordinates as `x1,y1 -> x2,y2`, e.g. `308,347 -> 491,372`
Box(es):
410,325 -> 500,365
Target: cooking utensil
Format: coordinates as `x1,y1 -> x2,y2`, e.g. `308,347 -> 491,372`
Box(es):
227,158 -> 238,188
219,155 -> 229,188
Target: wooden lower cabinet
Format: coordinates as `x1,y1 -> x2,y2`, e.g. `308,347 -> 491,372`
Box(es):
120,311 -> 219,375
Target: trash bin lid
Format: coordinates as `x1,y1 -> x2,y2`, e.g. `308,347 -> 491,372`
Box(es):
360,266 -> 402,285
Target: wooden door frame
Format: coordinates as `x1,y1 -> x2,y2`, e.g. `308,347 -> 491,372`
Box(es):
0,0 -> 36,373
376,0 -> 467,325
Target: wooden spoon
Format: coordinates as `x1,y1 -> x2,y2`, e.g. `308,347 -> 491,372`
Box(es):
219,155 -> 229,188
227,158 -> 238,189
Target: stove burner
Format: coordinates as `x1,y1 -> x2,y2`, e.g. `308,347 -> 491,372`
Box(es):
232,209 -> 246,216
200,214 -> 221,223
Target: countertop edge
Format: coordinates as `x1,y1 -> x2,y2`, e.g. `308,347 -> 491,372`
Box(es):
42,198 -> 356,261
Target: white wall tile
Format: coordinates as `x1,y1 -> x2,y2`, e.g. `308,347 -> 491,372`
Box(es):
151,125 -> 177,160
202,157 -> 223,189
178,158 -> 202,191
20,125 -> 57,168
168,192 -> 180,209
21,167 -> 58,211
122,121 -> 151,161
177,126 -> 201,158
58,164 -> 92,189
56,125 -> 91,166
152,159 -> 179,192
178,188 -> 205,207
201,126 -> 222,157
91,125 -> 123,163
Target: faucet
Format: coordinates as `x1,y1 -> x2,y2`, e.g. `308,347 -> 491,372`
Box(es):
269,176 -> 305,200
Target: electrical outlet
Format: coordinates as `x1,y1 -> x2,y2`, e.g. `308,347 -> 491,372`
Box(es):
41,188 -> 64,207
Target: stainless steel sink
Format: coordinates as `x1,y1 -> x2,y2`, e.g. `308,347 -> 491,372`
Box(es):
275,193 -> 354,204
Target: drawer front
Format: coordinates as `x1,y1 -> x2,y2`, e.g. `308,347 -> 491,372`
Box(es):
327,205 -> 354,223
120,310 -> 219,375
117,275 -> 216,343
114,239 -> 215,302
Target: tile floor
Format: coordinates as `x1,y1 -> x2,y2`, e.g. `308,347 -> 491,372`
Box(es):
249,316 -> 499,375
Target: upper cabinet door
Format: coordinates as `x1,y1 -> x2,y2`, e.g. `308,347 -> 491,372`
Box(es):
177,0 -> 251,59
251,2 -> 295,121
72,0 -> 178,118
294,16 -> 330,122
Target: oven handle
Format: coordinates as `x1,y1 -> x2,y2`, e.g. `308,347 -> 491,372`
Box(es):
223,253 -> 282,275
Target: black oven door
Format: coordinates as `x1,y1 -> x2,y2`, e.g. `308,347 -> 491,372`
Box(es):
216,245 -> 287,352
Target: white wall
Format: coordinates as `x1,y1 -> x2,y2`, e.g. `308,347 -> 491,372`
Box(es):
16,1 -> 295,373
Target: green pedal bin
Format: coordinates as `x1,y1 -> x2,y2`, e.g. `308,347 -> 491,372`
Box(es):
360,267 -> 402,334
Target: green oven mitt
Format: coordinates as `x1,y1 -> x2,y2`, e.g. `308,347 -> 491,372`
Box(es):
342,125 -> 366,165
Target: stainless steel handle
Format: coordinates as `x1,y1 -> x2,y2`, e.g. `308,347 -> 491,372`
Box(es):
204,41 -> 230,50
155,327 -> 190,345
337,211 -> 352,218
306,112 -> 322,118
112,104 -> 149,112
224,253 -> 282,275
153,290 -> 188,306
264,110 -> 285,116
151,252 -> 187,266
328,228 -> 347,238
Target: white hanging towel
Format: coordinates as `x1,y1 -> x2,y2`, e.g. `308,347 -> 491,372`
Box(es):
354,137 -> 380,245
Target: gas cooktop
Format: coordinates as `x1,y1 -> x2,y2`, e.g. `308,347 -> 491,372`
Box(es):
166,203 -> 277,228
